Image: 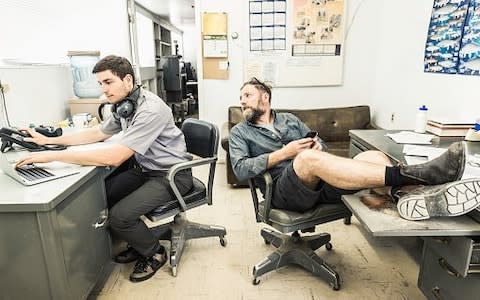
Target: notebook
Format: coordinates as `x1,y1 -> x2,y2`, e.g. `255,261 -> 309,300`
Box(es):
0,154 -> 80,186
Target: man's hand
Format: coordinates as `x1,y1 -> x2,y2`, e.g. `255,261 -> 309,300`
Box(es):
311,140 -> 324,151
282,138 -> 315,159
15,152 -> 57,168
22,128 -> 51,145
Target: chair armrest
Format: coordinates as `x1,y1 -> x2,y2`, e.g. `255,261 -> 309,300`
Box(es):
248,172 -> 274,223
220,122 -> 230,151
167,156 -> 218,211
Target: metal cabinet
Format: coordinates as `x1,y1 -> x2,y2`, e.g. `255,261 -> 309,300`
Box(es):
419,241 -> 480,300
0,168 -> 111,300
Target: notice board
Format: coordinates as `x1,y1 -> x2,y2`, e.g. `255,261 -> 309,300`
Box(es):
202,12 -> 229,80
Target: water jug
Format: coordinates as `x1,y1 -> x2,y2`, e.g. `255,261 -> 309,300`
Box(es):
68,51 -> 102,98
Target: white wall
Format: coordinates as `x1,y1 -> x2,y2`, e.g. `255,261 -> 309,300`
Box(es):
180,23 -> 198,68
371,0 -> 480,129
196,0 -> 480,138
0,0 -> 130,126
196,0 -> 383,126
136,11 -> 155,67
196,0 -> 384,160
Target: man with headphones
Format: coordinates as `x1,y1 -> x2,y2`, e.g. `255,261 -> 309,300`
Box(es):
16,55 -> 193,282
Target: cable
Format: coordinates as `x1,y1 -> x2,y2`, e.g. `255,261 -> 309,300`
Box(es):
344,0 -> 368,40
0,79 -> 11,127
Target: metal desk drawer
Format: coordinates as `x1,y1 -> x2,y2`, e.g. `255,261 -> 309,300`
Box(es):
419,244 -> 480,300
423,236 -> 480,277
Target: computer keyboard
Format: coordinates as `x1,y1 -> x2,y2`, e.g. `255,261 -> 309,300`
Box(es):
16,165 -> 54,181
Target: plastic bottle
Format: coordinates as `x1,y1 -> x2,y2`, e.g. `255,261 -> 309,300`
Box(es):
68,51 -> 102,98
414,105 -> 428,133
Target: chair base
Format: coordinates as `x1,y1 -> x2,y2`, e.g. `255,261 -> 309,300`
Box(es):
151,212 -> 227,276
252,228 -> 340,290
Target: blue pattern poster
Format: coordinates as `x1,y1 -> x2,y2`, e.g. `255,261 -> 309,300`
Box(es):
424,0 -> 480,75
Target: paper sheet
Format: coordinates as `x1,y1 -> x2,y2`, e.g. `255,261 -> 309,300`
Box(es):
385,131 -> 434,144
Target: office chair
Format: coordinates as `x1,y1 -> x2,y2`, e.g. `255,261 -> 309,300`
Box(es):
145,118 -> 226,277
248,172 -> 352,290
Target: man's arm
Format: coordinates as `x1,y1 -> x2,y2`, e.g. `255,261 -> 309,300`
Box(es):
267,138 -> 313,168
24,126 -> 112,146
229,126 -> 313,180
16,143 -> 134,168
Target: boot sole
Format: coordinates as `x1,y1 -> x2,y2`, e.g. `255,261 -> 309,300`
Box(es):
397,178 -> 480,220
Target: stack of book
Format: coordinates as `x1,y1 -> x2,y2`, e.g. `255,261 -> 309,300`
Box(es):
426,119 -> 475,137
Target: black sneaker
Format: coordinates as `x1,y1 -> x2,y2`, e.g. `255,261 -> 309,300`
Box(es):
129,250 -> 168,282
114,246 -> 141,264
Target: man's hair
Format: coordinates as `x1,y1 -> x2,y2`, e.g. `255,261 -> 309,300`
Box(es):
92,55 -> 135,82
241,77 -> 272,103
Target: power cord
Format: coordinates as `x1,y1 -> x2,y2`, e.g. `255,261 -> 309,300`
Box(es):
0,79 -> 11,127
344,0 -> 368,41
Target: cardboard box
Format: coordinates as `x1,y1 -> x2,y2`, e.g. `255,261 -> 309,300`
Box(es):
69,98 -> 105,121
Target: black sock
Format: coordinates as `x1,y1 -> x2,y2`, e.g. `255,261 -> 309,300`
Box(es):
157,245 -> 165,254
389,186 -> 402,204
385,166 -> 402,187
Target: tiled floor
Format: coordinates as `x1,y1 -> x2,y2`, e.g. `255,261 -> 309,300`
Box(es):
89,163 -> 425,300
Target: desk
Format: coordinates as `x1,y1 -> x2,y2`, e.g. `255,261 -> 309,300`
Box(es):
345,129 -> 480,299
0,163 -> 111,300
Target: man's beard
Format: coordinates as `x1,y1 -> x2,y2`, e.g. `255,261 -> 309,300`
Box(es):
243,107 -> 265,123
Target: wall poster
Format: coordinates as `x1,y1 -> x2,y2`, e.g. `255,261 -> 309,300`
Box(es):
249,0 -> 287,51
246,0 -> 346,87
292,0 -> 344,56
424,0 -> 480,75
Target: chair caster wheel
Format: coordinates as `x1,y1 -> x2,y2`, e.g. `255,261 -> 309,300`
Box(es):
253,278 -> 260,285
171,266 -> 177,277
220,236 -> 227,247
263,238 -> 271,245
331,282 -> 340,290
344,217 -> 351,225
325,242 -> 333,251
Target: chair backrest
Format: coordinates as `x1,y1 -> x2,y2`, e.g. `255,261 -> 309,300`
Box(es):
182,118 -> 219,158
182,118 -> 219,205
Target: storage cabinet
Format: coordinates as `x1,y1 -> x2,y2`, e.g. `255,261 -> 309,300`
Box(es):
423,236 -> 480,277
419,242 -> 480,300
154,23 -> 172,100
0,168 -> 111,300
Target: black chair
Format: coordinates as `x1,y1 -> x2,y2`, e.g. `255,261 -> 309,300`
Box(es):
248,172 -> 352,290
146,118 -> 226,277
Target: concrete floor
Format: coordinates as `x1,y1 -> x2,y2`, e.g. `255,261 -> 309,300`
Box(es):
89,163 -> 426,300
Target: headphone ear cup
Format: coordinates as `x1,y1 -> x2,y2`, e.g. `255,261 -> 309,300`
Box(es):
115,100 -> 135,119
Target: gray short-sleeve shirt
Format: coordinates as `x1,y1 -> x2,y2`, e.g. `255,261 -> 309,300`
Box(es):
100,89 -> 192,171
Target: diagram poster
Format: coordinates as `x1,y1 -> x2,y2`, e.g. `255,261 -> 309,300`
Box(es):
424,0 -> 480,75
292,0 -> 345,56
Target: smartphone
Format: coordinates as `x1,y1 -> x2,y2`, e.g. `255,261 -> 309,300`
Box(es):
304,131 -> 318,139
304,131 -> 318,148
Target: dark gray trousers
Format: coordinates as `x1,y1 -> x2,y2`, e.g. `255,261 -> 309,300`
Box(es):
106,159 -> 193,257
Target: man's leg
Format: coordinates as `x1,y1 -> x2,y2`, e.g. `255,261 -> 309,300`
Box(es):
293,142 -> 466,190
109,170 -> 193,282
105,160 -> 147,263
293,149 -> 388,190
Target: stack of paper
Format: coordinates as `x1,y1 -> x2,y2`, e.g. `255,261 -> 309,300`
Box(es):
426,119 -> 474,137
385,131 -> 434,144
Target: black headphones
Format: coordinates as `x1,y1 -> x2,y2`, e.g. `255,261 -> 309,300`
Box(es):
112,85 -> 142,120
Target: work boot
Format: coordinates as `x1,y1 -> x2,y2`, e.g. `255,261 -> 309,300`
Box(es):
114,245 -> 141,264
396,178 -> 480,221
129,247 -> 168,282
399,141 -> 466,185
